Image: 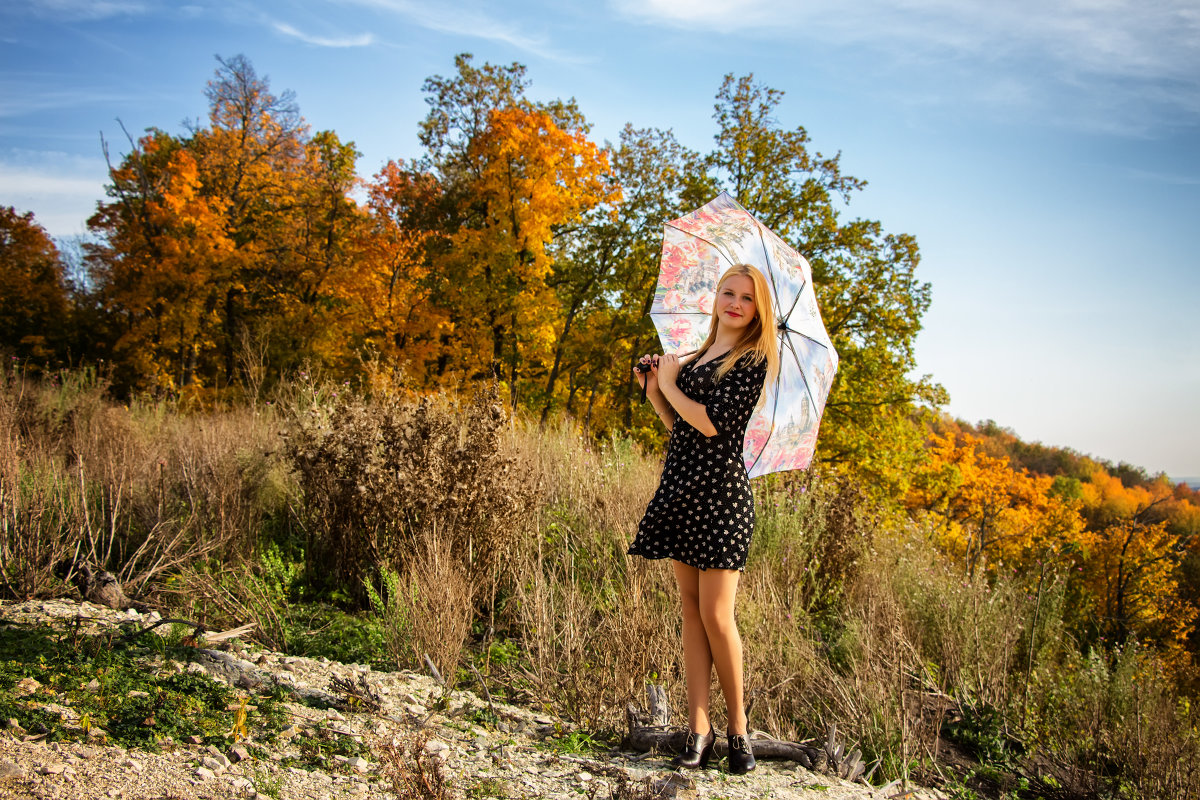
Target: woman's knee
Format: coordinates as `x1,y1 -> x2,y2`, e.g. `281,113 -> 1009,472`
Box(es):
698,601 -> 737,638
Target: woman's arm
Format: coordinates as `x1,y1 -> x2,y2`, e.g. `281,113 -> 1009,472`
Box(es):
635,356 -> 677,432
656,354 -> 718,437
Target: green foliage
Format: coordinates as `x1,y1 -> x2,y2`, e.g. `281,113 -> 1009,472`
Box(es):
538,728 -> 608,755
0,620 -> 286,750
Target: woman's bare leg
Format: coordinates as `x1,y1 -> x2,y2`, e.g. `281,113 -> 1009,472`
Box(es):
672,560 -> 713,734
697,568 -> 747,734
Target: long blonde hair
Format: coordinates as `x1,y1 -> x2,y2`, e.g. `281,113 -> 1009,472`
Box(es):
692,264 -> 780,390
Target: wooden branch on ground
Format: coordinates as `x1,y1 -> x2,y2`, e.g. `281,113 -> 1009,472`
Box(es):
626,684 -> 879,782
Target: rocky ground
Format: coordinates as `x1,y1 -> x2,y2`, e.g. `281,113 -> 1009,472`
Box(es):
0,599 -> 943,800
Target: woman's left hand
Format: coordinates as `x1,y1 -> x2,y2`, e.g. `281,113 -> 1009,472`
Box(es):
656,353 -> 680,387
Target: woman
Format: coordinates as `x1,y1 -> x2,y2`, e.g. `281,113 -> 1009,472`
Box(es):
628,263 -> 779,775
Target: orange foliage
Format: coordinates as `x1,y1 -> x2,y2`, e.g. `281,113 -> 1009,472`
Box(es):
907,431 -> 1088,578
435,106 -> 617,398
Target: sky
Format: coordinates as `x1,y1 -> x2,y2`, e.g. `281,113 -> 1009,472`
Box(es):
2,0 -> 1198,480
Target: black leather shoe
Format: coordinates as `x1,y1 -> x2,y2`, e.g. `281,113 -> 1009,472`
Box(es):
673,727 -> 715,769
727,733 -> 756,774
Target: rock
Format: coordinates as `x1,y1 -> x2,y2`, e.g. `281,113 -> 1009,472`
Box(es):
38,764 -> 66,775
278,724 -> 302,740
195,766 -> 216,781
122,758 -> 143,772
183,735 -> 203,744
15,677 -> 42,695
0,760 -> 27,780
424,739 -> 450,759
229,745 -> 251,763
200,756 -> 225,772
578,771 -> 592,782
85,679 -> 102,692
651,773 -> 697,800
347,756 -> 371,773
127,690 -> 149,698
204,746 -> 232,768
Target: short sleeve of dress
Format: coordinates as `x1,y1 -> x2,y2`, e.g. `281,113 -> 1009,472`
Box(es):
706,354 -> 767,437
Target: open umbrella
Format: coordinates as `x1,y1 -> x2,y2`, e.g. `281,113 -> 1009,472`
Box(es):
649,191 -> 838,478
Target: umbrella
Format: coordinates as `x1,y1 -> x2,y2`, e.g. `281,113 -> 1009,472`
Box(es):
649,191 -> 838,478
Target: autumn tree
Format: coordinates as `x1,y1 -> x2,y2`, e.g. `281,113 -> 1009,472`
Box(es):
375,54 -> 614,404
1079,469 -> 1196,650
542,124 -> 702,432
87,55 -> 387,393
87,130 -> 235,392
908,430 -> 1087,578
0,207 -> 69,364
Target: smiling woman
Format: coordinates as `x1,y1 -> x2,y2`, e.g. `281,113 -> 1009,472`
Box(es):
628,263 -> 779,774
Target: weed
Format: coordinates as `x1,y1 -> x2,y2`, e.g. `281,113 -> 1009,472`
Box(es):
468,776 -> 510,798
374,730 -> 454,800
540,729 -> 607,755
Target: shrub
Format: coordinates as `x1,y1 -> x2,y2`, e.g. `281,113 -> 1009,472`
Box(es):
285,383 -> 536,605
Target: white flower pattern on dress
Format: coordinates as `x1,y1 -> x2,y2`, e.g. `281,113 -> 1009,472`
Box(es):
628,352 -> 768,571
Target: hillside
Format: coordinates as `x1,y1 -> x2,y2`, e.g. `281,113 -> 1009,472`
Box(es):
0,599 -> 934,800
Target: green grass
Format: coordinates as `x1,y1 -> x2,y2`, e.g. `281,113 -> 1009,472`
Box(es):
0,618 -> 288,751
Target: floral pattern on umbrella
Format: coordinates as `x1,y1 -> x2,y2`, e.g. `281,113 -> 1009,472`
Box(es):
649,192 -> 839,477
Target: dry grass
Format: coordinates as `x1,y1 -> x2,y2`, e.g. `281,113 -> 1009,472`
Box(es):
0,366 -> 284,601
7,367 -> 1200,798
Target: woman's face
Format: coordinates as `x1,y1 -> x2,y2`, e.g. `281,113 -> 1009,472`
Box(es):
716,273 -> 757,332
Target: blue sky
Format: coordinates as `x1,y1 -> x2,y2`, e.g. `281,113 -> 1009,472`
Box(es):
2,0 -> 1198,479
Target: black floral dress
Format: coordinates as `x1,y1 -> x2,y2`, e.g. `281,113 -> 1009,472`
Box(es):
628,351 -> 768,571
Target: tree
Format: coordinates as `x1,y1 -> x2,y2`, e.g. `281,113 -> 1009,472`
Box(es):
908,430 -> 1087,578
704,74 -> 944,496
87,132 -> 234,392
542,124 -> 702,433
0,207 -> 69,364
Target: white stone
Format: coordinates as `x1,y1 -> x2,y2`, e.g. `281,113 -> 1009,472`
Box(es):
195,766 -> 216,780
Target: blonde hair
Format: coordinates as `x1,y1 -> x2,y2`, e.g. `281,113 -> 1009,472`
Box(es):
692,264 -> 780,391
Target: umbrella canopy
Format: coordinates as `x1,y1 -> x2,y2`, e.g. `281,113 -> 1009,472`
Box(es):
650,191 -> 838,477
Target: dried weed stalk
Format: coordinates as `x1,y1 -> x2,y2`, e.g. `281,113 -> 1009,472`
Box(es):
374,731 -> 454,800
286,382 -> 536,603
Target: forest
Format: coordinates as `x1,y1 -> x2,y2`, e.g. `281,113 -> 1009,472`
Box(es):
2,53 -> 1199,799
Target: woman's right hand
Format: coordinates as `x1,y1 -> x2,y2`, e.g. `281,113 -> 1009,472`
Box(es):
634,353 -> 660,393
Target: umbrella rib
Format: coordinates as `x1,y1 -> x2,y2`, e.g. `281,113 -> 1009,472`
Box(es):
665,222 -> 738,268
780,331 -> 821,416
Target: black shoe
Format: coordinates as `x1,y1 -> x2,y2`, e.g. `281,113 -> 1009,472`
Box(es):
727,733 -> 756,774
673,727 -> 715,769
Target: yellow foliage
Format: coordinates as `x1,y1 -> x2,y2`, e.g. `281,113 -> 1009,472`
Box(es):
907,431 -> 1088,578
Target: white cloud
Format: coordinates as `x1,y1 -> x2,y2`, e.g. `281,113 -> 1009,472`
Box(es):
611,0 -> 1200,82
0,151 -> 108,237
271,20 -> 375,48
23,0 -> 150,21
342,0 -> 582,62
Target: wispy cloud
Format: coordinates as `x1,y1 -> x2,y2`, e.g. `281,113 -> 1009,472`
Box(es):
23,0 -> 150,21
0,79 -> 144,119
271,20 -> 375,48
343,0 -> 582,63
0,150 -> 109,236
611,0 -> 1200,131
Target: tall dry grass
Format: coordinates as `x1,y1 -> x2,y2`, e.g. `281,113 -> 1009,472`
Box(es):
6,367 -> 1200,798
0,366 -> 288,601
